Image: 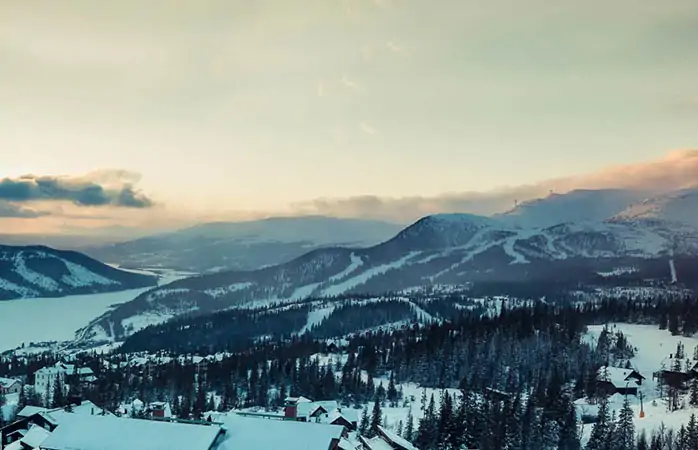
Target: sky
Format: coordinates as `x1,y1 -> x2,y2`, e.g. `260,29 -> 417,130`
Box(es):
1,0 -> 697,236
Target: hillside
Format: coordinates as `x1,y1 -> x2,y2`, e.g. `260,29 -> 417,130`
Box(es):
79,210 -> 698,342
84,216 -> 403,273
0,245 -> 157,301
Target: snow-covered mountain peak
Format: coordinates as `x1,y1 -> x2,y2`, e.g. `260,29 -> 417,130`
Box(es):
390,213 -> 498,250
495,189 -> 650,229
611,188 -> 698,229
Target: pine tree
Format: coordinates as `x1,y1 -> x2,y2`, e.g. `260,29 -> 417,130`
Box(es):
420,388 -> 427,412
359,406 -> 370,435
404,406 -> 415,442
387,372 -> 398,407
687,414 -> 698,449
396,420 -> 403,438
689,378 -> 698,407
558,399 -> 580,450
585,396 -> 610,450
416,394 -> 438,450
369,395 -> 382,437
615,395 -> 635,450
51,376 -> 65,408
637,430 -> 649,450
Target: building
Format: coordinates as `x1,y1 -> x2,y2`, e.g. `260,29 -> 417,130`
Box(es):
41,411 -> 223,450
0,378 -> 22,395
284,396 -> 313,419
597,366 -> 645,396
3,404 -> 346,450
146,402 -> 173,419
656,357 -> 698,387
3,407 -> 223,450
215,413 -> 345,450
33,363 -> 97,402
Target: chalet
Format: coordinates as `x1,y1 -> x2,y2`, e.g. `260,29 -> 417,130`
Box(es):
0,378 -> 21,395
328,410 -> 358,431
33,363 -> 96,402
283,396 -> 313,420
655,357 -> 698,386
299,401 -> 341,422
597,366 -> 645,396
39,411 -> 224,450
376,425 -> 419,450
146,402 -> 173,419
215,413 -> 345,450
1,409 -> 60,449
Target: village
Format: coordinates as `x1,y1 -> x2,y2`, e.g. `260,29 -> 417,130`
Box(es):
1,359 -> 415,450
4,324 -> 698,449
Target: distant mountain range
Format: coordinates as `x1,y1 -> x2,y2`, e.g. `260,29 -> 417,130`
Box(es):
80,188 -> 698,342
83,216 -> 404,274
0,246 -> 157,301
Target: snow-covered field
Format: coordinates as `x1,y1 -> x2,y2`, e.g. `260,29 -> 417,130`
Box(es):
0,269 -> 187,353
581,323 -> 698,439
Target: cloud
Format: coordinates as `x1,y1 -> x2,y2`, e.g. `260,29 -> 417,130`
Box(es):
293,149 -> 698,222
0,201 -> 50,219
0,170 -> 154,208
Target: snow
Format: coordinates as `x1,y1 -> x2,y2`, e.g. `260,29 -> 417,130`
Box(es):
581,324 -> 698,440
60,259 -> 117,287
290,281 -> 323,301
215,413 -> 344,450
14,251 -> 61,291
328,253 -> 364,282
0,287 -> 151,352
298,305 -> 336,335
597,267 -> 638,278
321,251 -> 421,296
0,277 -> 39,297
377,425 -> 418,450
502,233 -> 529,264
41,411 -> 224,450
21,425 -> 51,448
206,283 -> 253,299
363,436 -> 394,450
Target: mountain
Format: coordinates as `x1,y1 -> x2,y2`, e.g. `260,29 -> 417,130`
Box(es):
80,207 -> 698,342
0,245 -> 157,301
83,216 -> 403,274
495,189 -> 650,228
611,188 -> 698,229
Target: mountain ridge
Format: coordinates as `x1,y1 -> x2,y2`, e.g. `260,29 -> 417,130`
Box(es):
83,216 -> 404,274
0,245 -> 157,301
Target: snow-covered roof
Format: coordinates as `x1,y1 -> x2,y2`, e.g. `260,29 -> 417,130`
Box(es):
36,366 -> 66,376
40,413 -> 224,450
17,405 -> 50,418
284,396 -> 312,404
597,366 -> 643,389
297,400 -> 339,418
71,400 -> 114,417
4,440 -> 23,450
328,410 -> 358,426
20,424 -> 51,448
215,413 -> 344,450
77,367 -> 94,376
378,425 -> 418,450
0,377 -> 21,388
362,436 -> 395,450
339,437 -> 361,450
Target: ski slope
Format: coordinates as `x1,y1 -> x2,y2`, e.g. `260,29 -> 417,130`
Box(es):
581,324 -> 698,440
